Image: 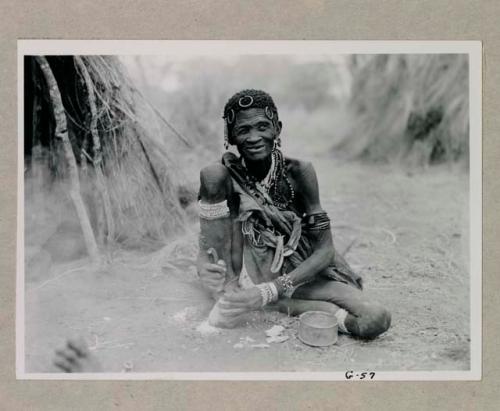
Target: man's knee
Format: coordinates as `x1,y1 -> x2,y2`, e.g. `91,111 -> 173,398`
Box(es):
199,164 -> 231,202
353,304 -> 391,339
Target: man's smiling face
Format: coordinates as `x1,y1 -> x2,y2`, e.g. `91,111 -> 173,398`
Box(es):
232,108 -> 281,162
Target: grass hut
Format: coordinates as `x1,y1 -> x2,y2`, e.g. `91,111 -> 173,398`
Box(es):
24,56 -> 190,264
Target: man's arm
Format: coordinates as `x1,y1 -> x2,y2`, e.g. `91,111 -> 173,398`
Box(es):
273,161 -> 334,294
196,164 -> 241,296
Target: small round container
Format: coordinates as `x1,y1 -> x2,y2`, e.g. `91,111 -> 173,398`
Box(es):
298,311 -> 338,347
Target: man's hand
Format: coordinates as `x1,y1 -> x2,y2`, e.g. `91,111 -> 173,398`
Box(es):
53,337 -> 102,373
218,287 -> 263,315
198,259 -> 226,295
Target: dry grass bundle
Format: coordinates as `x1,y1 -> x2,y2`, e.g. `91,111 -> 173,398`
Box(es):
25,56 -> 188,253
335,55 -> 469,166
80,56 -> 188,247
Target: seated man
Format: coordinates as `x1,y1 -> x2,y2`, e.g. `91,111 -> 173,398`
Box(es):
197,89 -> 391,339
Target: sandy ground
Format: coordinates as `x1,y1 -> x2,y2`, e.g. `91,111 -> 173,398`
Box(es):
24,158 -> 470,373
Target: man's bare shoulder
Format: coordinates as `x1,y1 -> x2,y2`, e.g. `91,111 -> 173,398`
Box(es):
284,157 -> 317,183
285,156 -> 321,211
199,163 -> 231,193
201,151 -> 238,177
200,163 -> 229,178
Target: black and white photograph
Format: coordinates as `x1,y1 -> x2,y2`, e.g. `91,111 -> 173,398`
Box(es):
17,41 -> 481,379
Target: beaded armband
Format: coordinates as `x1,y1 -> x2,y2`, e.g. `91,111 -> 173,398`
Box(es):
303,211 -> 331,231
198,200 -> 230,220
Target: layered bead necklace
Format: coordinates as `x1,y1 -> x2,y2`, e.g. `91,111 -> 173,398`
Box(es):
242,149 -> 295,210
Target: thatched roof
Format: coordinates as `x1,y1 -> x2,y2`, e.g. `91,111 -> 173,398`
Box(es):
25,55 -> 189,250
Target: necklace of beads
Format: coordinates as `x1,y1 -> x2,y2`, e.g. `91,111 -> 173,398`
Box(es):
242,149 -> 295,209
269,149 -> 295,209
241,154 -> 274,189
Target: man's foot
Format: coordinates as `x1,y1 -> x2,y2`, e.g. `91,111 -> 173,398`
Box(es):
53,337 -> 102,373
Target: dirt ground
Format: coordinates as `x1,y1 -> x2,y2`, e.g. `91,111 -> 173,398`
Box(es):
24,158 -> 470,373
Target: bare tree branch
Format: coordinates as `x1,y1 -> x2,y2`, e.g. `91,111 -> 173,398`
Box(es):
34,56 -> 99,262
75,56 -> 116,244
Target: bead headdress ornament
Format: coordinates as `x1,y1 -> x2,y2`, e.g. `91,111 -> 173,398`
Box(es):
238,95 -> 254,108
223,108 -> 235,150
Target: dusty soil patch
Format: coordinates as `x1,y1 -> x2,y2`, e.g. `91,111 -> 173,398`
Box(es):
25,160 -> 470,373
